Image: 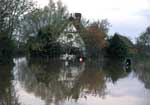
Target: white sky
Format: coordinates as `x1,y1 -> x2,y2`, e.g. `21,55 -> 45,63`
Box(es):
34,0 -> 150,41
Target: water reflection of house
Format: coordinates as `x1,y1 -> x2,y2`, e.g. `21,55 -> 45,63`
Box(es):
13,57 -> 108,104
58,62 -> 85,88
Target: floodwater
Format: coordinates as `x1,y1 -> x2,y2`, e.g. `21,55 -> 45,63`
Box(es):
0,57 -> 150,105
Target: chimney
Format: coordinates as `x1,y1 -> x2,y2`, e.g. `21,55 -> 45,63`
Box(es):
69,13 -> 74,21
75,13 -> 81,22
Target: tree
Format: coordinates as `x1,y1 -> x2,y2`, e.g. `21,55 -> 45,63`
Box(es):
136,26 -> 150,56
0,32 -> 15,63
107,33 -> 131,60
137,26 -> 150,46
19,0 -> 69,42
23,0 -> 69,57
82,20 -> 109,58
0,0 -> 35,38
0,0 -> 35,63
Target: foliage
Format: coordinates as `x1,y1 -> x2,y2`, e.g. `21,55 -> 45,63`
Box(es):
82,20 -> 109,58
107,33 -> 130,60
136,26 -> 150,56
137,26 -> 150,46
19,0 -> 70,57
0,0 -> 35,38
27,29 -> 62,57
0,0 -> 35,63
19,0 -> 69,42
0,32 -> 15,64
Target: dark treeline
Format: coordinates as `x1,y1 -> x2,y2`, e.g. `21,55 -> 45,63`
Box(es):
136,27 -> 150,58
0,0 -> 150,64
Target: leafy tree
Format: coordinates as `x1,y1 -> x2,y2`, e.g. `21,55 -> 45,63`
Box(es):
0,32 -> 15,64
19,0 -> 69,42
82,20 -> 109,58
136,26 -> 150,56
23,0 -> 69,57
137,26 -> 150,46
107,33 -> 130,60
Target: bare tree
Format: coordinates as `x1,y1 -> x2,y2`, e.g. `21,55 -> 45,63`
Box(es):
19,0 -> 69,42
0,0 -> 35,38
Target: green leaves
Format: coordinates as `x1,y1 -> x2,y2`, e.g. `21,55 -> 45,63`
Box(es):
107,33 -> 131,60
136,26 -> 150,57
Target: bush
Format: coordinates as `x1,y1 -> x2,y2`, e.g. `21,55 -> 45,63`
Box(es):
0,33 -> 15,64
106,34 -> 129,60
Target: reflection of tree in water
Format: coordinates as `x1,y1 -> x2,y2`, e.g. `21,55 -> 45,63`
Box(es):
103,59 -> 129,83
134,58 -> 150,89
0,64 -> 21,105
15,57 -> 65,104
69,61 -> 107,100
15,57 -> 108,104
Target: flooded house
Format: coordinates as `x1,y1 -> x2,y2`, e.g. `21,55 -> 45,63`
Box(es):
58,13 -> 86,60
27,13 -> 86,59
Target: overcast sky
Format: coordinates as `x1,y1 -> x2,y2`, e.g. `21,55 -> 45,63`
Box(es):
34,0 -> 150,41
